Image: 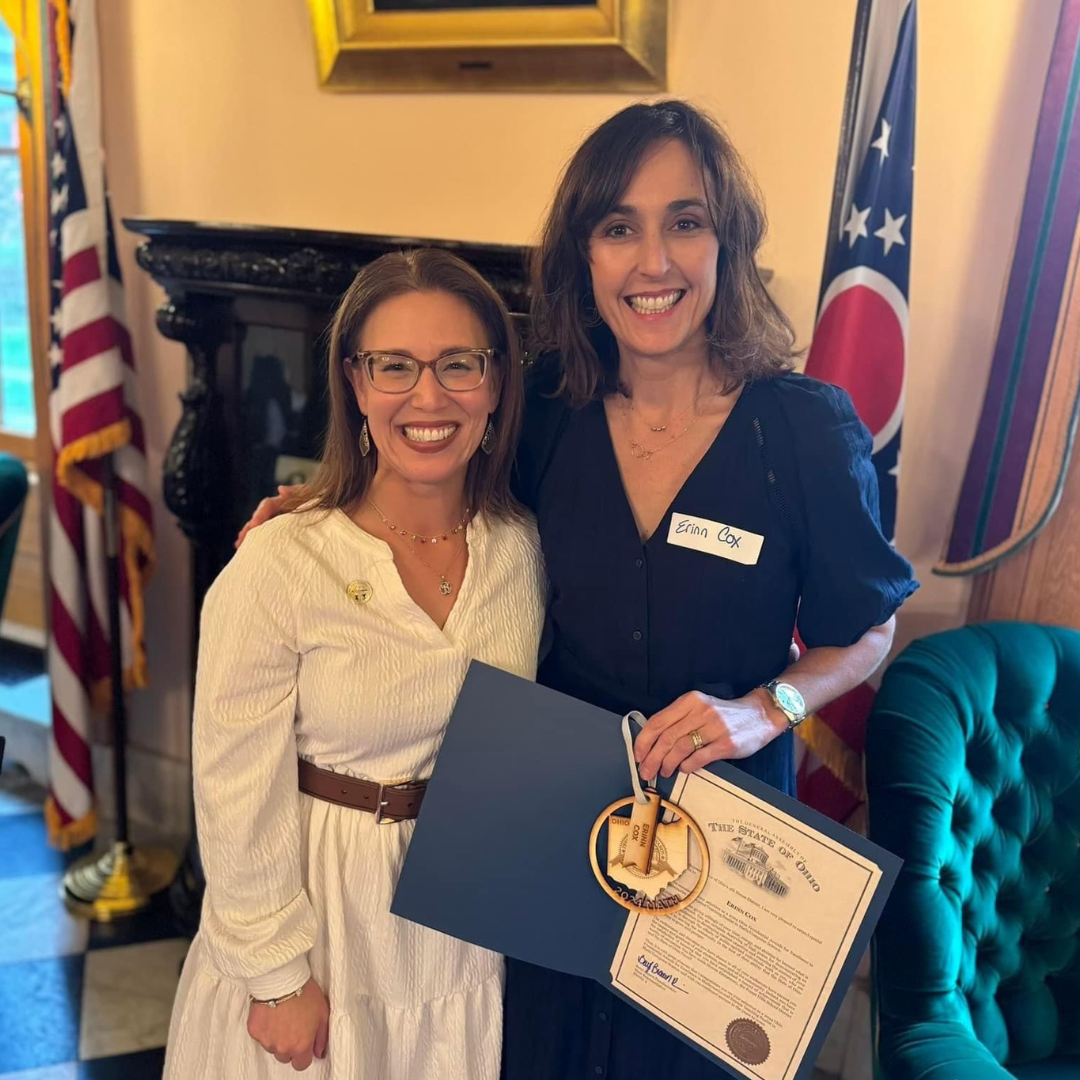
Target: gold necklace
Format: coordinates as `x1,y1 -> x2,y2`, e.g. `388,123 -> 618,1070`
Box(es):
404,532 -> 466,596
368,500 -> 470,546
619,397 -> 702,461
626,397 -> 695,434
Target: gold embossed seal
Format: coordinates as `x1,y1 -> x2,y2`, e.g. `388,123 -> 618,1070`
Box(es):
725,1018 -> 771,1065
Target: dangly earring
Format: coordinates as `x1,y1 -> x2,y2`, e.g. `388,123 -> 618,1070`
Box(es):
359,417 -> 371,457
481,417 -> 496,455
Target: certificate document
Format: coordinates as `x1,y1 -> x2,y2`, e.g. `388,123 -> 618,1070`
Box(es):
610,768 -> 884,1080
392,663 -> 899,1079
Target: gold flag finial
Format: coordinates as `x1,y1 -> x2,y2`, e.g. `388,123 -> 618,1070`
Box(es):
51,0 -> 71,98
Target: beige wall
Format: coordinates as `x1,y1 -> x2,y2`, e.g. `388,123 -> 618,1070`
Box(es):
96,0 -> 1061,809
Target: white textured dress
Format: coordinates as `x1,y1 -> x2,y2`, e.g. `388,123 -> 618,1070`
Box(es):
164,508 -> 545,1080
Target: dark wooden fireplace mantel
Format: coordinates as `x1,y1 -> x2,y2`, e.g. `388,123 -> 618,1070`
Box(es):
127,218 -> 533,308
123,217 -> 533,932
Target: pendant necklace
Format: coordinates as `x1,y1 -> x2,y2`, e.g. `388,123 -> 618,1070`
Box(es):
620,398 -> 702,461
369,500 -> 469,596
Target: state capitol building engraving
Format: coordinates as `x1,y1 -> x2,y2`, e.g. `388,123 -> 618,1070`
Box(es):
723,838 -> 790,897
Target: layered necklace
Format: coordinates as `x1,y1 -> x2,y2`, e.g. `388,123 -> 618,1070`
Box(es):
619,393 -> 706,461
369,500 -> 470,597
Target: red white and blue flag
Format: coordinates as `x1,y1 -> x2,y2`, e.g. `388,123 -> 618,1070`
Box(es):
797,0 -> 915,824
44,0 -> 155,849
806,0 -> 915,538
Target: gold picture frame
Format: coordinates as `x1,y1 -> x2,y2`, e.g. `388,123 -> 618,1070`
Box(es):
306,0 -> 667,93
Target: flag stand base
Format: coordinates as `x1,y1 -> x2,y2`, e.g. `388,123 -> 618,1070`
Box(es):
61,841 -> 180,922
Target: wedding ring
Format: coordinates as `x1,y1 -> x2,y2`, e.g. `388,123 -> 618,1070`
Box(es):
689,729 -> 704,751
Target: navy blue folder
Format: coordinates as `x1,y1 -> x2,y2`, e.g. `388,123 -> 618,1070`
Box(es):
392,662 -> 900,1077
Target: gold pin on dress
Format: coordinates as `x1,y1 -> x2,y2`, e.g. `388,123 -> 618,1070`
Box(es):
347,580 -> 373,604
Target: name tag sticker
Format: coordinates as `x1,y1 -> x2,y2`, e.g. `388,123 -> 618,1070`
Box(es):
666,512 -> 764,566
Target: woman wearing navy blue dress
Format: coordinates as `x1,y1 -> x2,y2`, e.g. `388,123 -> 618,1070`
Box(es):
239,100 -> 917,1079
502,100 -> 917,1080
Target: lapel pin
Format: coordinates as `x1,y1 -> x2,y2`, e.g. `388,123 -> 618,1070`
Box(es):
346,580 -> 373,605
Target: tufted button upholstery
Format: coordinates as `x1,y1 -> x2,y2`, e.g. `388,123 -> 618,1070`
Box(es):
868,623 -> 1080,1080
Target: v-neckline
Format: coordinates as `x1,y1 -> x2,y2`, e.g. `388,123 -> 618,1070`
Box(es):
332,508 -> 479,640
596,383 -> 752,545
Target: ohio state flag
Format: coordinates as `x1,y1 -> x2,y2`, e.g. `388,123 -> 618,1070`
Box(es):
798,0 -> 916,824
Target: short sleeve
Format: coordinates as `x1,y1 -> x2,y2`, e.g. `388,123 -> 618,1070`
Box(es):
776,377 -> 918,648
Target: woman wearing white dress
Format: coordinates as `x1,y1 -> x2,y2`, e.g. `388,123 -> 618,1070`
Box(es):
164,249 -> 545,1079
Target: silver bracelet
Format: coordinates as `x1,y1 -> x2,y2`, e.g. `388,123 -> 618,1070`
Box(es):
249,984 -> 306,1008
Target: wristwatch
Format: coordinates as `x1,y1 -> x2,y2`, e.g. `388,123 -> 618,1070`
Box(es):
762,680 -> 807,729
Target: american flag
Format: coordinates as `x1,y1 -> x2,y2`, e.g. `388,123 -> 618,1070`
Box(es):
797,0 -> 916,824
43,0 -> 155,850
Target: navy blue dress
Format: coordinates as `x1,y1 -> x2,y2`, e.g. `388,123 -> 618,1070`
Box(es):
501,368 -> 918,1080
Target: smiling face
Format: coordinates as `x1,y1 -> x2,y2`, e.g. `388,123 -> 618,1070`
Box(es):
346,289 -> 498,490
587,138 -> 720,367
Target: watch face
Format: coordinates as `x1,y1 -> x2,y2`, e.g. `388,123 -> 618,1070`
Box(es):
775,683 -> 805,716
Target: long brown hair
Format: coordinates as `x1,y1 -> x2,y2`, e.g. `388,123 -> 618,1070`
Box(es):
531,99 -> 799,406
289,249 -> 523,519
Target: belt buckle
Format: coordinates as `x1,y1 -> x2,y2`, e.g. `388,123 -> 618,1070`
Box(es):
374,782 -> 395,825
373,780 -> 422,824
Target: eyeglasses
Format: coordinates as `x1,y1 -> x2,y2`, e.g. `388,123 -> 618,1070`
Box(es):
351,349 -> 494,394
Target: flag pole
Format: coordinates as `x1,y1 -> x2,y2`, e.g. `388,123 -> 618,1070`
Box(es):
60,454 -> 178,920
819,0 -> 874,305
102,452 -> 130,845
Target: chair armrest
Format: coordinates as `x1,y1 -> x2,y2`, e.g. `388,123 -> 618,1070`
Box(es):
879,1020 -> 1015,1080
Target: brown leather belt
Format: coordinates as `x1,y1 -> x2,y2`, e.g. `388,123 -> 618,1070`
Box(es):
297,758 -> 427,823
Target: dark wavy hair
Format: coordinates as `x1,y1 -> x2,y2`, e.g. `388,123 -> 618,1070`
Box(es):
286,249 -> 524,521
531,100 -> 799,405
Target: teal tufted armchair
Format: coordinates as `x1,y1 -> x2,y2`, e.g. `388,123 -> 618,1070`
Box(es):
0,453 -> 29,615
867,622 -> 1080,1080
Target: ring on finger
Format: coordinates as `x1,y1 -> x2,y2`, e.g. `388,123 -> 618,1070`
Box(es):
689,729 -> 704,751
